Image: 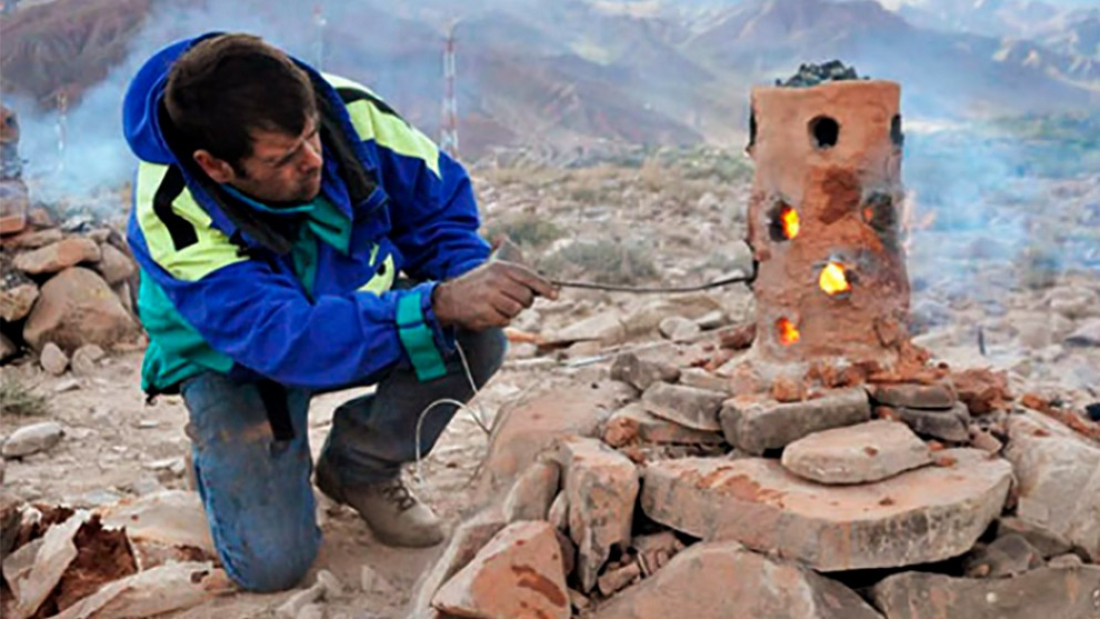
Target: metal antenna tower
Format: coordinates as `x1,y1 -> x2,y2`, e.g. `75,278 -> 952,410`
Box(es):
56,91 -> 68,176
312,3 -> 326,70
440,19 -> 459,159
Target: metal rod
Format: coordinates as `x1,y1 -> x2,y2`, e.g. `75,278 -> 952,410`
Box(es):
548,271 -> 754,294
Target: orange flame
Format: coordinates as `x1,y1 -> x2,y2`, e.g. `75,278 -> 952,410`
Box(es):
819,262 -> 851,296
779,205 -> 800,240
776,318 -> 800,346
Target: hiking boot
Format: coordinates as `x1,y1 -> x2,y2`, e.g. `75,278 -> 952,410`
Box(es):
314,457 -> 444,548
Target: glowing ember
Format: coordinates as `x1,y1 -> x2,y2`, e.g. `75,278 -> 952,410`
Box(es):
819,261 -> 851,296
776,318 -> 800,346
779,205 -> 800,240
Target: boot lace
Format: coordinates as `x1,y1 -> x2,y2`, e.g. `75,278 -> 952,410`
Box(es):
378,478 -> 417,512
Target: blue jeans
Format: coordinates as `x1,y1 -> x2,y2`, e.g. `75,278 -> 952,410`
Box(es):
180,328 -> 506,592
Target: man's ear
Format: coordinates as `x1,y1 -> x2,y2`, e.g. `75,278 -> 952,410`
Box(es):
193,150 -> 236,184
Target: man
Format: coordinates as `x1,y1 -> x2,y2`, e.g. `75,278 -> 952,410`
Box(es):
122,32 -> 555,592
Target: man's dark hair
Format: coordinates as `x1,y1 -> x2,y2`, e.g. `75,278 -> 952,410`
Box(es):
164,33 -> 316,173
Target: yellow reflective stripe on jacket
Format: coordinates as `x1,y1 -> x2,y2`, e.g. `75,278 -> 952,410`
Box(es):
359,253 -> 395,296
135,163 -> 247,282
323,73 -> 441,178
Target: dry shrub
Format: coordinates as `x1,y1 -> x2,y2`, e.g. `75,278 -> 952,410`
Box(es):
0,377 -> 49,417
639,157 -> 664,193
538,239 -> 657,285
484,213 -> 564,248
478,166 -> 566,189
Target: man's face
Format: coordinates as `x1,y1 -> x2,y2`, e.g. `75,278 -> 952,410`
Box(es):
230,115 -> 324,205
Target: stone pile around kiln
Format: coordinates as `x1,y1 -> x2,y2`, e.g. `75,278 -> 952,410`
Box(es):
0,209 -> 143,368
411,68 -> 1100,619
411,349 -> 1100,619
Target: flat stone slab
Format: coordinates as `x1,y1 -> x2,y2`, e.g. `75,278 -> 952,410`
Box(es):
872,566 -> 1100,619
2,421 -> 64,458
720,387 -> 871,455
892,403 -> 970,443
432,521 -> 570,619
962,534 -> 1042,578
1004,410 -> 1100,561
641,449 -> 1012,571
610,353 -> 680,392
558,437 -> 639,592
592,541 -> 882,619
13,238 -> 101,275
0,283 -> 39,323
604,403 -> 724,447
411,509 -> 506,617
641,382 -> 726,432
677,368 -> 734,394
502,458 -> 560,522
22,267 -> 139,352
781,420 -> 931,484
1065,318 -> 1100,347
870,382 -> 957,410
477,381 -> 634,494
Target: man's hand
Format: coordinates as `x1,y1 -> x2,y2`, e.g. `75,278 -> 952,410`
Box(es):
432,262 -> 558,331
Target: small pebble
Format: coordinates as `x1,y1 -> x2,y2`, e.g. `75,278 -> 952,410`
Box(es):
53,379 -> 81,393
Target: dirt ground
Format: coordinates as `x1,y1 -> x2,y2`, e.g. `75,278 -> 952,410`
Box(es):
0,313 -> 613,617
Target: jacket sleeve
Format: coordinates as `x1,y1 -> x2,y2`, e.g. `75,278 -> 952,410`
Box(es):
379,148 -> 489,281
128,180 -> 450,390
144,258 -> 446,390
337,83 -> 489,281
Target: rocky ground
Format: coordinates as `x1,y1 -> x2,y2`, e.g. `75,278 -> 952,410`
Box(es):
1,150 -> 1099,618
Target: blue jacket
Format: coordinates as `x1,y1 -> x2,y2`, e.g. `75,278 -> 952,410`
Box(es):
123,35 -> 489,393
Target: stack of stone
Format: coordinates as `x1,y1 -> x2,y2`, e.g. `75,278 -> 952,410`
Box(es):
0,209 -> 142,368
411,349 -> 1100,619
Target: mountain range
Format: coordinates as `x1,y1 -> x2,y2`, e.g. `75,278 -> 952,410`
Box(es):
0,0 -> 1097,160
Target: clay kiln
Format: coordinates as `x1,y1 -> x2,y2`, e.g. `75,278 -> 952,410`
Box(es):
745,78 -> 910,374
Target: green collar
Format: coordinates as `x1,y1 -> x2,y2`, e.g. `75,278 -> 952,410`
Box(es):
222,185 -> 351,254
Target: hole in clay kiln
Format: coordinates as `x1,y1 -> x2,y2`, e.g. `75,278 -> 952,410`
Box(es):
891,115 -> 904,147
818,260 -> 854,299
809,116 -> 839,149
776,317 -> 800,346
769,202 -> 801,242
861,193 -> 897,232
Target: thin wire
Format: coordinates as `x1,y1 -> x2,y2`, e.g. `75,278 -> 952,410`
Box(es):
548,271 -> 753,293
412,340 -> 490,487
454,341 -> 490,433
409,269 -> 755,486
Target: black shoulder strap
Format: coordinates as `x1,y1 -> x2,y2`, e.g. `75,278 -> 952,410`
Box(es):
156,101 -> 294,256
316,79 -> 380,208
152,166 -> 198,251
335,86 -> 405,123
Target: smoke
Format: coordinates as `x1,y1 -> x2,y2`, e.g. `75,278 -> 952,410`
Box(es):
4,0 -> 546,213
8,0 -> 336,210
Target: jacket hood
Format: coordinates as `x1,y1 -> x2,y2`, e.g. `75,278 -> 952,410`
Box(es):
122,34 -> 370,255
123,33 -> 337,168
122,34 -> 220,165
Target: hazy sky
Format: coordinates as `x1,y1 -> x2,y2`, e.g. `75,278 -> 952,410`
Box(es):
879,0 -> 1098,7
